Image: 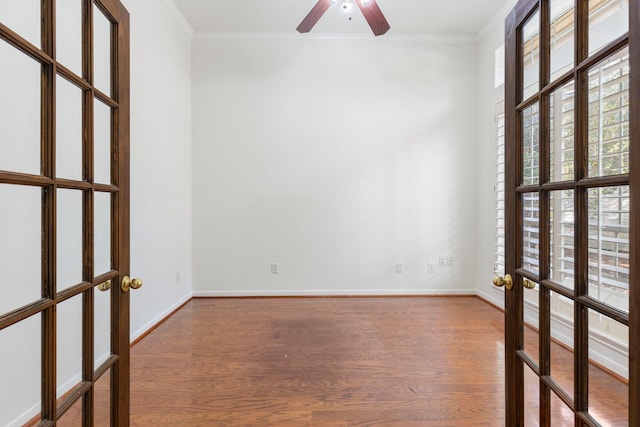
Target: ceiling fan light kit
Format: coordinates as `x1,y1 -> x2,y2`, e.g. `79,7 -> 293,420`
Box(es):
297,0 -> 390,36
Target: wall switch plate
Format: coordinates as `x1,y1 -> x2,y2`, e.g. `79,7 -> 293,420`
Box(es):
271,263 -> 279,274
175,272 -> 181,283
447,256 -> 453,267
428,264 -> 435,273
397,263 -> 404,273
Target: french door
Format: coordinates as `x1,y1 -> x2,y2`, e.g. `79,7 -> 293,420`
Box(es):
0,0 -> 134,425
499,0 -> 639,425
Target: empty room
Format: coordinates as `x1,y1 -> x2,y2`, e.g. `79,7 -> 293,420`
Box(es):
0,0 -> 637,425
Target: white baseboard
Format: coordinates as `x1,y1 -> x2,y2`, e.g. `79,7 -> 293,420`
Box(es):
475,289 -> 505,309
131,291 -> 193,342
193,288 -> 477,297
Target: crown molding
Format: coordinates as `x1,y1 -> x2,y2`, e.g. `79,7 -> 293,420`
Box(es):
166,0 -> 194,37
192,31 -> 476,45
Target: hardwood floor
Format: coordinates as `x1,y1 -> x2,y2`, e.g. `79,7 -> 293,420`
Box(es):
50,296 -> 628,426
130,297 -> 505,426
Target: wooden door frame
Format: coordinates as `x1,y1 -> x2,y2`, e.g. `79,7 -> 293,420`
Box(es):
505,0 -> 639,425
504,1 -> 537,423
105,0 -> 131,424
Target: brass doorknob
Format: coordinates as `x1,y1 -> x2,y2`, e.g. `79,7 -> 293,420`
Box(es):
493,274 -> 513,291
121,276 -> 143,293
523,278 -> 537,289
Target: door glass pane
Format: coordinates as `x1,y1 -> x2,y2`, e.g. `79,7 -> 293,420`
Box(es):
587,47 -> 630,178
94,4 -> 112,97
56,294 -> 83,399
0,39 -> 41,175
94,369 -> 111,425
551,391 -> 574,425
0,314 -> 41,427
56,0 -> 82,75
524,364 -> 540,426
95,281 -> 111,367
522,103 -> 540,185
94,98 -> 112,184
522,11 -> 540,101
56,75 -> 84,181
0,0 -> 41,48
588,309 -> 628,426
549,80 -> 575,182
94,191 -> 111,276
589,0 -> 629,56
522,192 -> 540,274
523,280 -> 540,366
0,185 -> 41,316
550,190 -> 575,289
57,189 -> 83,292
550,293 -> 574,396
57,396 -> 82,426
587,186 -> 629,313
550,0 -> 574,82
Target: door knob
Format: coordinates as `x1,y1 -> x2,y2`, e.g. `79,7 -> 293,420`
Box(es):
523,278 -> 537,289
493,274 -> 513,291
121,276 -> 143,293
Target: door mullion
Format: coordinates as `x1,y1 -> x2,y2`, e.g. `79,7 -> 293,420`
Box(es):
573,0 -> 589,420
628,0 -> 640,424
41,0 -> 57,422
538,1 -> 551,425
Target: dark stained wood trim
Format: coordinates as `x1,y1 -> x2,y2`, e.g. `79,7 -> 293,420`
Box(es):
0,171 -> 53,186
56,178 -> 93,190
56,65 -> 92,92
629,0 -> 640,423
505,2 -> 532,424
541,375 -> 574,411
107,0 -> 131,423
56,381 -> 92,420
515,183 -> 541,193
515,267 -> 540,284
575,33 -> 629,71
94,183 -> 119,192
41,0 -> 56,422
576,296 -> 629,326
0,299 -> 54,331
56,281 -> 94,303
573,0 -> 589,420
0,22 -> 55,65
95,354 -> 118,379
576,174 -> 630,188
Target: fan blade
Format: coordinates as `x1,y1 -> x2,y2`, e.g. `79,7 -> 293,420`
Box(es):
297,0 -> 332,33
355,0 -> 390,36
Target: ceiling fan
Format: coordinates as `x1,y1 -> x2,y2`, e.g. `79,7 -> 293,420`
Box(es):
297,0 -> 390,37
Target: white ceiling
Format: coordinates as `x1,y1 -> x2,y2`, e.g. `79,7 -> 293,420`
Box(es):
171,0 -> 510,37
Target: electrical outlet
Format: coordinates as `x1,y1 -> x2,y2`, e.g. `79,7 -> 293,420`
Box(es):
271,263 -> 279,274
397,263 -> 404,273
439,256 -> 446,266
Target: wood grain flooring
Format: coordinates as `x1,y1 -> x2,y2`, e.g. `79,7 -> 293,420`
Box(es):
52,296 -> 627,425
130,297 -> 505,426
131,297 -> 628,427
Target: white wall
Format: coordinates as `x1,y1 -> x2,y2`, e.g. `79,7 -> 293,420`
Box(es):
475,0 -> 515,308
191,35 -> 478,296
123,0 -> 193,340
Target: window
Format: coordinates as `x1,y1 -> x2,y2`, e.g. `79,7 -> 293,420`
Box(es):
495,102 -> 505,278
